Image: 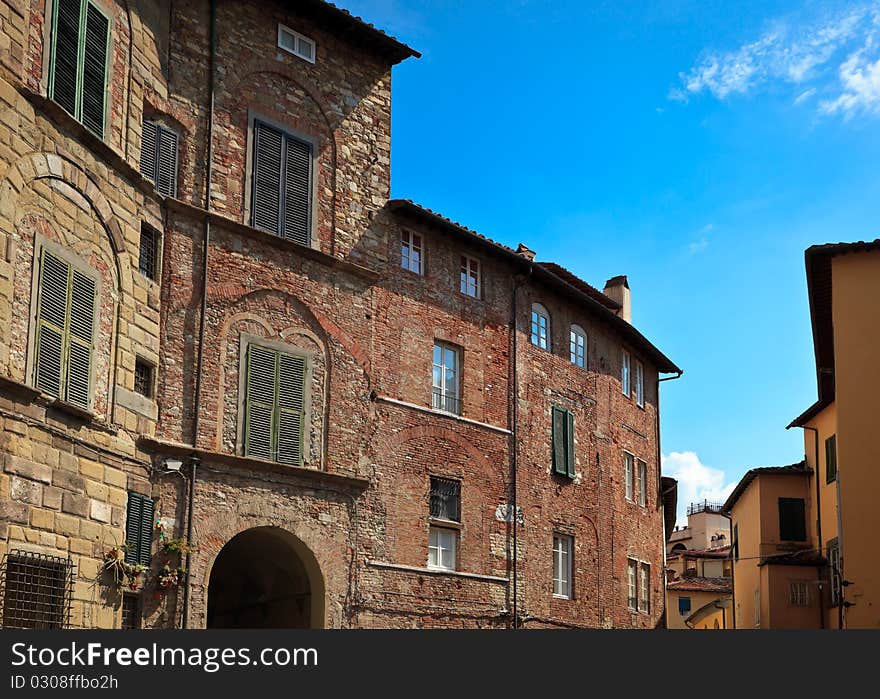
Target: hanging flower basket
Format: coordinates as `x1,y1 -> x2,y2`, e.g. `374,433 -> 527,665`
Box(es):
102,547 -> 148,591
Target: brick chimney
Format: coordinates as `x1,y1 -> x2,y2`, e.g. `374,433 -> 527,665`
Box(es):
603,275 -> 631,323
516,243 -> 536,261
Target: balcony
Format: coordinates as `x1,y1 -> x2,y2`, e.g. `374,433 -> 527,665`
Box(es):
687,500 -> 726,516
431,389 -> 462,416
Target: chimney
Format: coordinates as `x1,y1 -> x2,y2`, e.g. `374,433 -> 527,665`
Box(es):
603,275 -> 631,323
516,243 -> 536,261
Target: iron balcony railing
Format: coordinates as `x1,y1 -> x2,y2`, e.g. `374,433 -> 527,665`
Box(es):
687,500 -> 725,516
432,388 -> 462,416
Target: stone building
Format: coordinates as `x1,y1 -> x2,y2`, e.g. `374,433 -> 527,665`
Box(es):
0,0 -> 680,629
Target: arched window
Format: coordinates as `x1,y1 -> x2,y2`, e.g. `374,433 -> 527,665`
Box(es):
530,303 -> 550,350
570,324 -> 586,367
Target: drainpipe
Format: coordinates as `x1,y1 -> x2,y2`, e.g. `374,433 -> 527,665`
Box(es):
181,0 -> 217,629
795,424 -> 824,629
509,267 -> 531,629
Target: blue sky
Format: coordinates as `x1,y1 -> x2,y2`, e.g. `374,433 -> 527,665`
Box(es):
341,0 -> 880,523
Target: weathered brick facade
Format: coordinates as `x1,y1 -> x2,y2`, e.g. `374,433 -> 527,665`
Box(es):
0,0 -> 678,629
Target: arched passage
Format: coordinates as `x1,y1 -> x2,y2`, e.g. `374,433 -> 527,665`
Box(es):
207,526 -> 325,629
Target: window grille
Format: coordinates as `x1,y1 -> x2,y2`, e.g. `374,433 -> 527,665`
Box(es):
429,477 -> 461,522
121,593 -> 140,629
138,224 -> 160,281
0,550 -> 74,629
134,358 -> 154,398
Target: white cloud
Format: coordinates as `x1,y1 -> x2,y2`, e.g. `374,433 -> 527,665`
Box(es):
686,223 -> 714,255
672,4 -> 880,119
662,451 -> 736,527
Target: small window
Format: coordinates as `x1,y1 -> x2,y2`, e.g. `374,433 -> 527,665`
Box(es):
1,550 -> 74,629
621,350 -> 631,396
754,589 -> 760,627
624,452 -> 635,502
778,497 -> 807,542
789,582 -> 809,607
401,230 -> 423,274
570,325 -> 586,367
551,406 -> 575,478
121,593 -> 140,629
278,24 -> 316,63
530,303 -> 550,350
428,527 -> 457,571
678,596 -> 692,616
825,435 -> 837,483
635,360 -> 644,407
49,0 -> 110,138
626,558 -> 638,610
134,358 -> 155,399
432,342 -> 461,415
828,539 -> 842,607
140,120 -> 179,197
138,223 -> 160,281
553,534 -> 573,599
639,563 -> 651,613
429,477 -> 461,522
125,492 -> 155,566
460,255 -> 481,298
637,459 -> 648,507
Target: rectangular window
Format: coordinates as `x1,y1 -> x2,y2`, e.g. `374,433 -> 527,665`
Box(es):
570,327 -> 586,367
278,24 -> 316,63
678,596 -> 692,616
778,497 -> 807,542
121,593 -> 140,629
789,582 -> 809,606
244,343 -> 307,465
34,247 -> 97,410
133,358 -> 154,399
428,527 -> 457,571
429,477 -> 461,522
401,230 -> 423,274
49,0 -> 110,138
621,350 -> 631,396
531,306 -> 549,349
639,563 -> 650,613
553,534 -> 573,599
828,539 -> 842,607
138,223 -> 160,281
251,120 -> 312,246
125,492 -> 155,566
459,255 -> 480,298
754,589 -> 760,627
431,342 -> 461,415
637,459 -> 648,507
1,550 -> 73,629
825,435 -> 837,483
624,452 -> 635,501
635,360 -> 644,407
551,406 -> 575,478
626,558 -> 638,610
140,120 -> 179,197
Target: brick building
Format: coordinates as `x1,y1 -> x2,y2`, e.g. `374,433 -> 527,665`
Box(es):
0,0 -> 680,629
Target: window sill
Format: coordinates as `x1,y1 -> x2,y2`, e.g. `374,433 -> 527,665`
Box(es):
366,560 -> 508,584
428,518 -> 462,530
552,594 -> 572,600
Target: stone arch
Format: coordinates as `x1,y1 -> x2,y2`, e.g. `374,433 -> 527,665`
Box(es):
387,424 -> 495,477
204,525 -> 326,629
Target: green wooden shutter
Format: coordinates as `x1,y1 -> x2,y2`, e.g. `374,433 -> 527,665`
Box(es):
551,407 -> 566,476
50,0 -> 81,118
156,126 -> 179,197
138,496 -> 155,565
140,120 -> 158,180
252,122 -> 283,235
65,268 -> 95,409
565,409 -> 575,478
825,435 -> 837,483
283,136 -> 311,245
276,353 -> 305,464
125,493 -> 154,565
35,250 -> 70,398
244,344 -> 277,460
81,2 -> 109,138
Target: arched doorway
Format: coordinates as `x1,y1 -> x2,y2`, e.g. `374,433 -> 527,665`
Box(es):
207,526 -> 324,628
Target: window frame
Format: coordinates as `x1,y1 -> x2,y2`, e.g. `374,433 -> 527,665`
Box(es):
140,120 -> 179,198
569,324 -> 586,368
624,451 -> 635,502
828,538 -> 842,607
552,533 -> 573,599
427,526 -> 458,571
778,497 -> 807,542
124,492 -> 154,566
278,23 -> 316,64
678,595 -> 692,616
429,476 -> 461,523
754,589 -> 761,627
133,356 -> 156,399
637,458 -> 648,507
825,434 -> 837,484
634,359 -> 645,407
789,581 -> 809,607
626,557 -> 638,610
551,406 -> 575,479
401,228 -> 424,275
530,303 -> 550,350
621,350 -> 631,396
431,341 -> 461,416
638,562 -> 651,613
138,222 -> 161,282
459,254 -> 481,298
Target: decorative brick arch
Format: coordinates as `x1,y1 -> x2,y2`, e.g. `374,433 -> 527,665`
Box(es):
387,424 -> 494,476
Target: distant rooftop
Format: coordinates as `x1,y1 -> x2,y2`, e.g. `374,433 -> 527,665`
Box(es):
687,500 -> 726,516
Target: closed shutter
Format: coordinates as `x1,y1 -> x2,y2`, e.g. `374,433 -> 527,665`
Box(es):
551,407 -> 566,475
81,3 -> 108,138
50,0 -> 81,117
139,120 -> 158,181
65,268 -> 95,408
251,122 -> 283,235
779,498 -> 806,541
276,353 -> 305,464
825,435 -> 837,483
124,493 -> 154,565
156,126 -> 179,197
283,136 -> 311,245
35,250 -> 69,398
244,344 -> 277,460
565,409 -> 575,478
